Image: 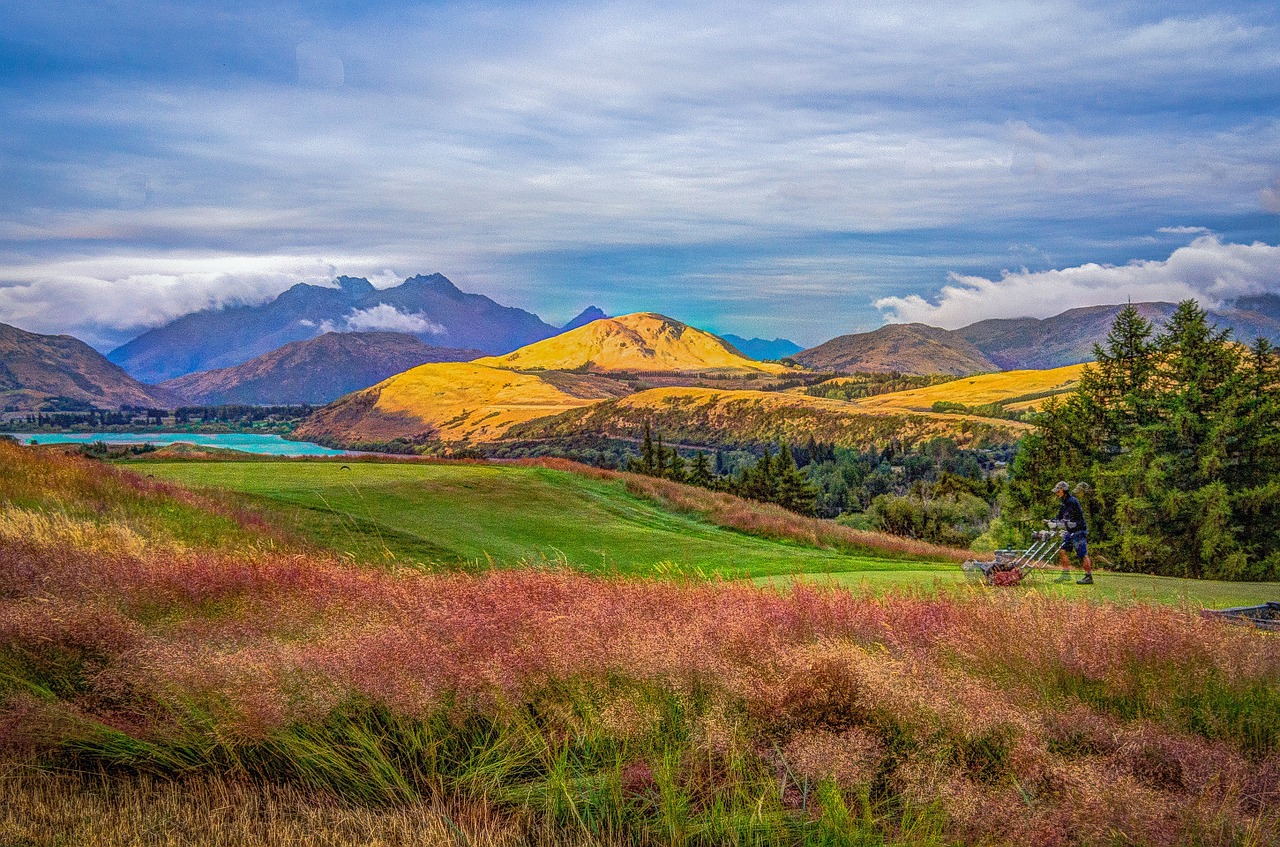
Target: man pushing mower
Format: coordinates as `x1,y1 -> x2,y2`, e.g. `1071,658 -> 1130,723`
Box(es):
1051,481 -> 1094,585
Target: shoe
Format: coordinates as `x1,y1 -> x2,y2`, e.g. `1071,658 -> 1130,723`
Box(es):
1053,572 -> 1072,583
1076,574 -> 1094,585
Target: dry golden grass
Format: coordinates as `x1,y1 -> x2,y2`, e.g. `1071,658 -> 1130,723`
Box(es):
846,364 -> 1087,413
0,768 -> 617,847
474,312 -> 790,375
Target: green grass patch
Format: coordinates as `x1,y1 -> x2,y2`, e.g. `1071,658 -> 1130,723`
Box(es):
142,461 -> 944,580
757,569 -> 1280,608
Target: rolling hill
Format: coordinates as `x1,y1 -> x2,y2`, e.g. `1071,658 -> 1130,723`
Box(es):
508,385 -> 1029,451
108,274 -> 561,382
793,323 -> 998,375
0,322 -> 176,410
842,363 -> 1087,414
159,331 -> 485,405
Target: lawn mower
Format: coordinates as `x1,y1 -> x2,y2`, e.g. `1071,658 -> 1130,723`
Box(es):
963,520 -> 1069,586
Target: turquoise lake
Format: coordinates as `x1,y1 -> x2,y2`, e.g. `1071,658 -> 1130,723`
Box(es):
11,432 -> 348,457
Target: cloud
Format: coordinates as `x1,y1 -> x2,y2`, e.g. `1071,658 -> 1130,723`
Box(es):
0,256 -> 340,349
340,304 -> 445,335
875,236 -> 1280,328
1158,225 -> 1213,235
1262,176 -> 1280,214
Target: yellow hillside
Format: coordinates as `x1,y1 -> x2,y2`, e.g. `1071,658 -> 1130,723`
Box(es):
474,312 -> 791,374
614,386 -> 1033,429
294,362 -> 625,443
846,363 -> 1087,413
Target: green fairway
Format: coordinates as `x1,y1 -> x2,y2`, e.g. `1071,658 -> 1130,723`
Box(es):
143,461 -> 947,579
755,569 -> 1280,608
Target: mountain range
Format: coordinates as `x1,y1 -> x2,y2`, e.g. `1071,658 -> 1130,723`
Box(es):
107,274 -> 563,383
0,322 -> 175,411
795,297 -> 1280,374
720,335 -> 804,361
159,332 -> 485,406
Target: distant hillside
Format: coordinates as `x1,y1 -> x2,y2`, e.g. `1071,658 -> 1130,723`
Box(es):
293,362 -> 630,445
798,299 -> 1280,374
475,313 -> 791,374
159,332 -> 485,405
0,322 -> 176,410
794,324 -> 997,375
109,274 -> 560,383
720,334 -> 803,361
959,301 -> 1280,369
845,363 -> 1087,415
508,386 -> 1028,451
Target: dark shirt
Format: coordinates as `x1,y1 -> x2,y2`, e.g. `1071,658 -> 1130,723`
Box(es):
1056,494 -> 1087,533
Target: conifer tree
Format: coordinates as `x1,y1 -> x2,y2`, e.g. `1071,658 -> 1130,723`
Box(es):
774,441 -> 819,515
688,451 -> 713,487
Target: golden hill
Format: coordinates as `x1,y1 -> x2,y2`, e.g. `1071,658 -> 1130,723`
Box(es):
474,313 -> 791,374
293,362 -> 629,444
841,363 -> 1087,413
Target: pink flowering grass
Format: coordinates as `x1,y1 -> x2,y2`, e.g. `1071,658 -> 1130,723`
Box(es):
3,446 -> 1280,844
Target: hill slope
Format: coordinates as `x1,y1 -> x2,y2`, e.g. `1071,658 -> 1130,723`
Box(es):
794,323 -> 998,375
509,385 -> 1028,450
293,362 -> 630,444
109,274 -> 560,382
0,322 -> 176,410
845,363 -> 1087,413
475,312 -> 791,374
159,332 -> 485,405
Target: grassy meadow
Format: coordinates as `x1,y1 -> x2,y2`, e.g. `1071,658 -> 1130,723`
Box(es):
4,443 -> 1280,846
139,459 -> 958,580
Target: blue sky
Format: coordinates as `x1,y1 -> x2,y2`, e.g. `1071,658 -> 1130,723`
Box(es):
2,0 -> 1278,349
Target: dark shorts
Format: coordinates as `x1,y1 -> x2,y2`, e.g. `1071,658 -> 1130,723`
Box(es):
1061,530 -> 1088,559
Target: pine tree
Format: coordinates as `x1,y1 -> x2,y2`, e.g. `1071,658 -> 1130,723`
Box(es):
640,421 -> 656,475
775,441 -> 819,515
688,451 -> 713,488
666,448 -> 687,483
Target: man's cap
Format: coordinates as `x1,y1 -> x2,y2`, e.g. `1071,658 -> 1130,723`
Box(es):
1052,481 -> 1069,493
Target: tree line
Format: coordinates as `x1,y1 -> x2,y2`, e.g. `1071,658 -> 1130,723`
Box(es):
627,422 -> 821,515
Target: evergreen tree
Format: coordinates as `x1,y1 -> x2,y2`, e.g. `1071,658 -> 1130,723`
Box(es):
688,451 -> 713,487
666,448 -> 687,483
774,441 -> 819,515
640,421 -> 656,475
1010,299 -> 1280,580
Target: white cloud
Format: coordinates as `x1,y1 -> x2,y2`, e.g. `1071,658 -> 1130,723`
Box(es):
0,255 -> 340,349
341,304 -> 445,335
1158,225 -> 1213,235
875,237 -> 1280,328
1262,176 -> 1280,214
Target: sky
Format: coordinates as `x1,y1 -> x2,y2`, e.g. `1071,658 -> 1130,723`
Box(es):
1,0 -> 1278,350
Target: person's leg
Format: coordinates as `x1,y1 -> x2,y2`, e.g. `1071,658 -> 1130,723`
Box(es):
1076,537 -> 1093,584
1055,547 -> 1072,581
